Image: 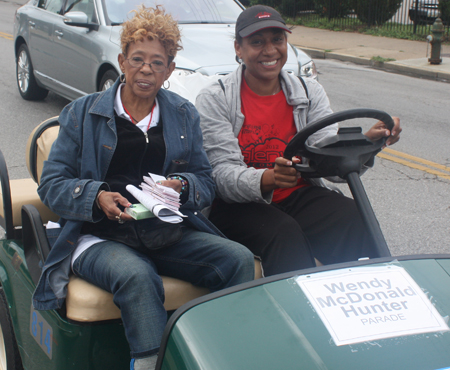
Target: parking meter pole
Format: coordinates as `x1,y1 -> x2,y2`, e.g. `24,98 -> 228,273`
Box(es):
345,171 -> 391,257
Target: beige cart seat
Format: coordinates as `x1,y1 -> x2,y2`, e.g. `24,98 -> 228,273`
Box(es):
18,117 -> 262,322
0,119 -> 60,234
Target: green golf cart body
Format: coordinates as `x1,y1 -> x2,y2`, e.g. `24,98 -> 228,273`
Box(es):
0,111 -> 449,369
157,256 -> 450,369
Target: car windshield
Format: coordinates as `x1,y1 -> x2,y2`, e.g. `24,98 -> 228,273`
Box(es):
103,0 -> 243,25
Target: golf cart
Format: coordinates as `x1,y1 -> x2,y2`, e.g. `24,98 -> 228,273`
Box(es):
0,109 -> 449,369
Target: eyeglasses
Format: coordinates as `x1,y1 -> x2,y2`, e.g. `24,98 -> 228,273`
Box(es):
126,57 -> 167,73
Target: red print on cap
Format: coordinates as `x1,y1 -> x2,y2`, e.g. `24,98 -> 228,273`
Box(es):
256,12 -> 272,19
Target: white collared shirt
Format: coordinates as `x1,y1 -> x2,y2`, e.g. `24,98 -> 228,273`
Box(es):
114,83 -> 160,131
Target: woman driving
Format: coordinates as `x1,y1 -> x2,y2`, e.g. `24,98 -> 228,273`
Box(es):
34,6 -> 254,370
196,5 -> 402,277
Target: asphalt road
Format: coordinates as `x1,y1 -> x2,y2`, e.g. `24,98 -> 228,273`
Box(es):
1,0 -> 449,257
1,0 -> 69,180
315,58 -> 450,257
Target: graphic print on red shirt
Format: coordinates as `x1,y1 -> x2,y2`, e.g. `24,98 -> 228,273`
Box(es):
238,78 -> 309,203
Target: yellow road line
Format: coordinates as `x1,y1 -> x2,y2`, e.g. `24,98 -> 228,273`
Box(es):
0,32 -> 13,41
384,147 -> 450,172
377,151 -> 450,180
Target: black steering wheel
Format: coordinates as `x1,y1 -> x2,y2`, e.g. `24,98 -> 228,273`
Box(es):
284,108 -> 395,257
284,108 -> 394,179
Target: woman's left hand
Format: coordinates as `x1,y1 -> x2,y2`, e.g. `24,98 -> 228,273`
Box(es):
365,116 -> 401,147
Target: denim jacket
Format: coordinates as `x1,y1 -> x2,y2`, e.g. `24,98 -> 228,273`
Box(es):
34,79 -> 220,310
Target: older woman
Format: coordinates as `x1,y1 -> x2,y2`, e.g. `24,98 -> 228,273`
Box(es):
196,5 -> 402,277
34,6 -> 254,370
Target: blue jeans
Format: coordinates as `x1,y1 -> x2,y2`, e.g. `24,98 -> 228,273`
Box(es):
72,227 -> 254,359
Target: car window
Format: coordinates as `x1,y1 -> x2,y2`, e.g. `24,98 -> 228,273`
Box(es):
63,0 -> 98,22
102,0 -> 243,25
38,0 -> 65,14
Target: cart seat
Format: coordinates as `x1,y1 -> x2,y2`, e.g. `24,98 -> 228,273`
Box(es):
13,117 -> 262,323
66,275 -> 209,321
0,178 -> 56,230
0,119 -> 60,238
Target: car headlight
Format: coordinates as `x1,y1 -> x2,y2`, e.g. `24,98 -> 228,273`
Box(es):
300,60 -> 318,79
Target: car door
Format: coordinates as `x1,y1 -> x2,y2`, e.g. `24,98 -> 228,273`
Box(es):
27,0 -> 66,91
49,0 -> 98,99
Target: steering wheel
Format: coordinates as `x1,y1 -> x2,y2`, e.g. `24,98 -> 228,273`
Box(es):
284,108 -> 394,179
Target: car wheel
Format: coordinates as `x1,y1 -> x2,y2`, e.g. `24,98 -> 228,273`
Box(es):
16,44 -> 49,101
99,70 -> 119,92
0,288 -> 23,370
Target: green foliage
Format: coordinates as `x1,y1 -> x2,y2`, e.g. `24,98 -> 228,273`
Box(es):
249,0 -> 274,7
313,0 -> 353,18
296,0 -> 315,12
352,0 -> 403,26
290,14 -> 437,41
371,55 -> 396,62
439,0 -> 450,24
253,0 -> 449,41
248,0 -> 308,15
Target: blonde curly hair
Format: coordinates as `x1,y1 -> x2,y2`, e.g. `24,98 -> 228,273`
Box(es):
120,5 -> 182,64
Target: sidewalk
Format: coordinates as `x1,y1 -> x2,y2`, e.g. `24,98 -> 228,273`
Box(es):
288,25 -> 450,82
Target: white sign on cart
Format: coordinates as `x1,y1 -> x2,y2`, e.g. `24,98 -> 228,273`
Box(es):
296,265 -> 449,346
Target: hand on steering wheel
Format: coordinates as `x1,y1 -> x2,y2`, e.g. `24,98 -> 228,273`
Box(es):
365,116 -> 401,147
284,108 -> 396,179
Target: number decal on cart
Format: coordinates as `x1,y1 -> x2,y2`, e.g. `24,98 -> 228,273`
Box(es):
30,306 -> 53,359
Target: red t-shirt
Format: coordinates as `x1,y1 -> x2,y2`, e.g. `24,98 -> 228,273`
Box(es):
238,78 -> 309,203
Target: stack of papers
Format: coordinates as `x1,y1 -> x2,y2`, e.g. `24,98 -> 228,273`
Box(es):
126,173 -> 186,224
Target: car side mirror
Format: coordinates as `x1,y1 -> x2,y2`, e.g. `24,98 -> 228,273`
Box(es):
64,11 -> 99,31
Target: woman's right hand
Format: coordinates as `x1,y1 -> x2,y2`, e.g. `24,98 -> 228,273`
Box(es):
97,191 -> 133,222
260,157 -> 301,193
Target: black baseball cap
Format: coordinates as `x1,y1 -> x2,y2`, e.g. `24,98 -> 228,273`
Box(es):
236,5 -> 292,38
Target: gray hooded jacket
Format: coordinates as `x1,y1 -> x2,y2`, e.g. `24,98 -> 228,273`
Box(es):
196,65 -> 338,204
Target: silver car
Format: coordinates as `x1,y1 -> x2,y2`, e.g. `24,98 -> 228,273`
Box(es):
13,0 -> 317,101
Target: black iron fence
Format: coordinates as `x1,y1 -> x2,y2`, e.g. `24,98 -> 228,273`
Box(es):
249,0 -> 449,39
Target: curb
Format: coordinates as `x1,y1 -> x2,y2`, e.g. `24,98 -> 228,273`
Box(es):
298,46 -> 450,83
384,60 -> 450,83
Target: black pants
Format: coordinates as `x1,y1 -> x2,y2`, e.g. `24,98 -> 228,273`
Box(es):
209,186 -> 378,276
